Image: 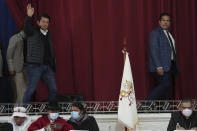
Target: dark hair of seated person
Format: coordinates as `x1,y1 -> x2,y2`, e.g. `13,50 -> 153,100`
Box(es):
72,102 -> 86,114
0,122 -> 13,131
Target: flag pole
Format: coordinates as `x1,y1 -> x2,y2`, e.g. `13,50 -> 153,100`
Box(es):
123,37 -> 127,62
123,37 -> 130,131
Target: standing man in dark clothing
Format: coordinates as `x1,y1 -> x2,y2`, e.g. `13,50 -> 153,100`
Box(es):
0,41 -> 4,78
147,12 -> 179,100
167,98 -> 197,131
23,4 -> 57,103
0,41 -> 9,78
0,40 -> 13,103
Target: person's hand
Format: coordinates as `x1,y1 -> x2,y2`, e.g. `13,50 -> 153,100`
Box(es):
156,67 -> 164,75
44,124 -> 49,131
9,71 -> 15,76
27,3 -> 34,17
50,123 -> 56,129
191,127 -> 197,131
44,123 -> 55,131
176,127 -> 185,130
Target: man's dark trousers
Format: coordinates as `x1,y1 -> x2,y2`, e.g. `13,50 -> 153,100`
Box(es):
146,61 -> 176,100
23,64 -> 56,103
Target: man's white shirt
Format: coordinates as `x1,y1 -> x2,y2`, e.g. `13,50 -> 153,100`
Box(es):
163,30 -> 176,60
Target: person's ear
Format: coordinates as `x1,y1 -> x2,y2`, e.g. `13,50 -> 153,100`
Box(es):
37,21 -> 40,25
79,110 -> 83,116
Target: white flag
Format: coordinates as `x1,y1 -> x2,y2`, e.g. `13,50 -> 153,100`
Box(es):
118,52 -> 138,130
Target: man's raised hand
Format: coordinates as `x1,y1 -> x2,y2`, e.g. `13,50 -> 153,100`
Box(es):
27,3 -> 34,17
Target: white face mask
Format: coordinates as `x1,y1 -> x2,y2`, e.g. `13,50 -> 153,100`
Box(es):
182,108 -> 192,117
49,113 -> 59,120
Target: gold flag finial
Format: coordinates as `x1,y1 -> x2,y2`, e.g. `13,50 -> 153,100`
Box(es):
123,37 -> 127,53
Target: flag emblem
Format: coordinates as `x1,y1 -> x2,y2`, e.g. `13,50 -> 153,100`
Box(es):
120,80 -> 135,106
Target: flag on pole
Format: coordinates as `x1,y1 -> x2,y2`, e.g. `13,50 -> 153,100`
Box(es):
118,52 -> 138,130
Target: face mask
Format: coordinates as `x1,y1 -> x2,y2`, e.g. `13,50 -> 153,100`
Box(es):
182,108 -> 192,117
49,113 -> 59,120
71,111 -> 79,119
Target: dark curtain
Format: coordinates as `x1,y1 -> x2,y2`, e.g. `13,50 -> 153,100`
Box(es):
5,0 -> 197,101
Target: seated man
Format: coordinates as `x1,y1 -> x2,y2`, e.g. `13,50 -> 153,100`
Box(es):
28,101 -> 74,131
67,102 -> 99,131
167,98 -> 197,131
9,107 -> 31,131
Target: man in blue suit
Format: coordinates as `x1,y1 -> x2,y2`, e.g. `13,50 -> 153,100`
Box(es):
147,12 -> 178,100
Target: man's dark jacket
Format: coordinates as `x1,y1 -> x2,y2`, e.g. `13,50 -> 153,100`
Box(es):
167,111 -> 197,131
24,16 -> 56,71
67,114 -> 99,131
149,26 -> 179,74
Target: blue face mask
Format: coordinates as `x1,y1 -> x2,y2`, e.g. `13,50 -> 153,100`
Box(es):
49,113 -> 59,120
71,111 -> 79,119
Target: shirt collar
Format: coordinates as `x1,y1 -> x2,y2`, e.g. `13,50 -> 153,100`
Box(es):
40,29 -> 48,36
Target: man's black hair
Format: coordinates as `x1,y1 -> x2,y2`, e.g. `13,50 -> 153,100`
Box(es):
181,98 -> 194,106
37,14 -> 51,22
47,101 -> 61,111
159,12 -> 172,22
72,102 -> 86,114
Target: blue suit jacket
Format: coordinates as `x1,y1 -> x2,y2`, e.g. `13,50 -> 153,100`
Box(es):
149,27 -> 178,72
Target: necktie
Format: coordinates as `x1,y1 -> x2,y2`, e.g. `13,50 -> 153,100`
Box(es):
166,31 -> 176,61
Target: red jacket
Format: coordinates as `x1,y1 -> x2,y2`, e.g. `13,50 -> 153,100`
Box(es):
28,115 -> 74,131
